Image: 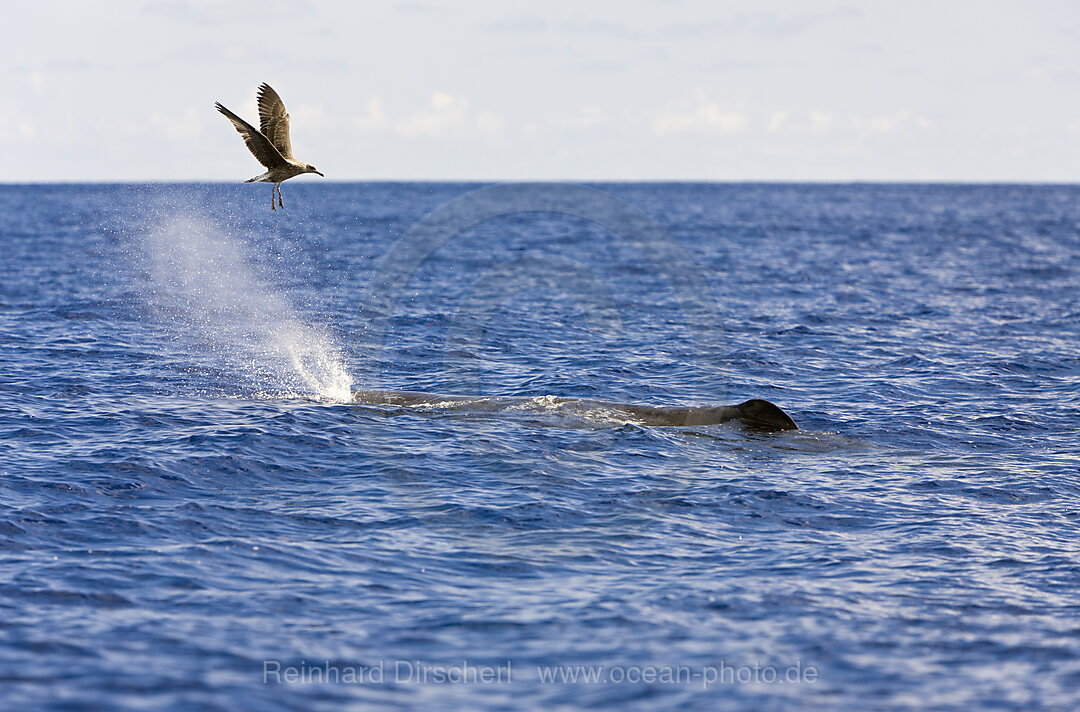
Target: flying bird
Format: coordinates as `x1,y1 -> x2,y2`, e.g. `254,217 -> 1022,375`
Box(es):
215,83 -> 324,211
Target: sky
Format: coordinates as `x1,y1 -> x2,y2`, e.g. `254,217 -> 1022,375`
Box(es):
3,0 -> 1079,182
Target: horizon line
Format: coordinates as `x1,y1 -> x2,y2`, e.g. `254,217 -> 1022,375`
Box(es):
2,179 -> 1078,187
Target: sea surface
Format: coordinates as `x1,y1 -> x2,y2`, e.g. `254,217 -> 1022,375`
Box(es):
1,182 -> 1078,711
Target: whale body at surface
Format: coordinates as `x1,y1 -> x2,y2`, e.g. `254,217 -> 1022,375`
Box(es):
351,390 -> 798,432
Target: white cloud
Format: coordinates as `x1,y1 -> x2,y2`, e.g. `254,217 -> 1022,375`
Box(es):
474,111 -> 506,136
395,92 -> 469,139
353,93 -> 506,141
28,70 -> 44,96
555,106 -> 610,130
150,108 -> 204,143
653,93 -> 746,136
761,110 -> 933,137
849,111 -> 932,135
809,111 -> 832,133
355,97 -> 389,132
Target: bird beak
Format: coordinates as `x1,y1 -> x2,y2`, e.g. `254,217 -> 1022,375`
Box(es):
315,171 -> 325,177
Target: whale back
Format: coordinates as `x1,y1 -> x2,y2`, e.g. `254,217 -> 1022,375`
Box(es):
351,390 -> 799,431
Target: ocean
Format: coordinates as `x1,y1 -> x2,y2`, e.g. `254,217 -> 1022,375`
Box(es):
1,182 -> 1078,710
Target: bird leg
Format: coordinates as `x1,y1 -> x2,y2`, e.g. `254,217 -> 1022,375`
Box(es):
271,184 -> 277,211
278,185 -> 284,208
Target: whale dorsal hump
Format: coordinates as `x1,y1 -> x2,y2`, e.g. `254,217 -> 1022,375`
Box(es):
735,399 -> 799,431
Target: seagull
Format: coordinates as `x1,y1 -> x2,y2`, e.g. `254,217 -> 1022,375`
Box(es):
215,83 -> 324,211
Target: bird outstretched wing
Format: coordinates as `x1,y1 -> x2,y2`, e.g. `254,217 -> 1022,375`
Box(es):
256,83 -> 294,160
215,102 -> 287,169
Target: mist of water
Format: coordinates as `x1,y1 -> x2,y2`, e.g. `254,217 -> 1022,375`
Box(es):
140,213 -> 353,402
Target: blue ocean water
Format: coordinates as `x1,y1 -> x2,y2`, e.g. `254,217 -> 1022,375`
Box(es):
1,182 -> 1078,710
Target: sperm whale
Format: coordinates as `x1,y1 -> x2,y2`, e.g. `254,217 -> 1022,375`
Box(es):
352,390 -> 798,432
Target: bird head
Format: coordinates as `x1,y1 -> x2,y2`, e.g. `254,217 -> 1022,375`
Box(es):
304,163 -> 324,177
